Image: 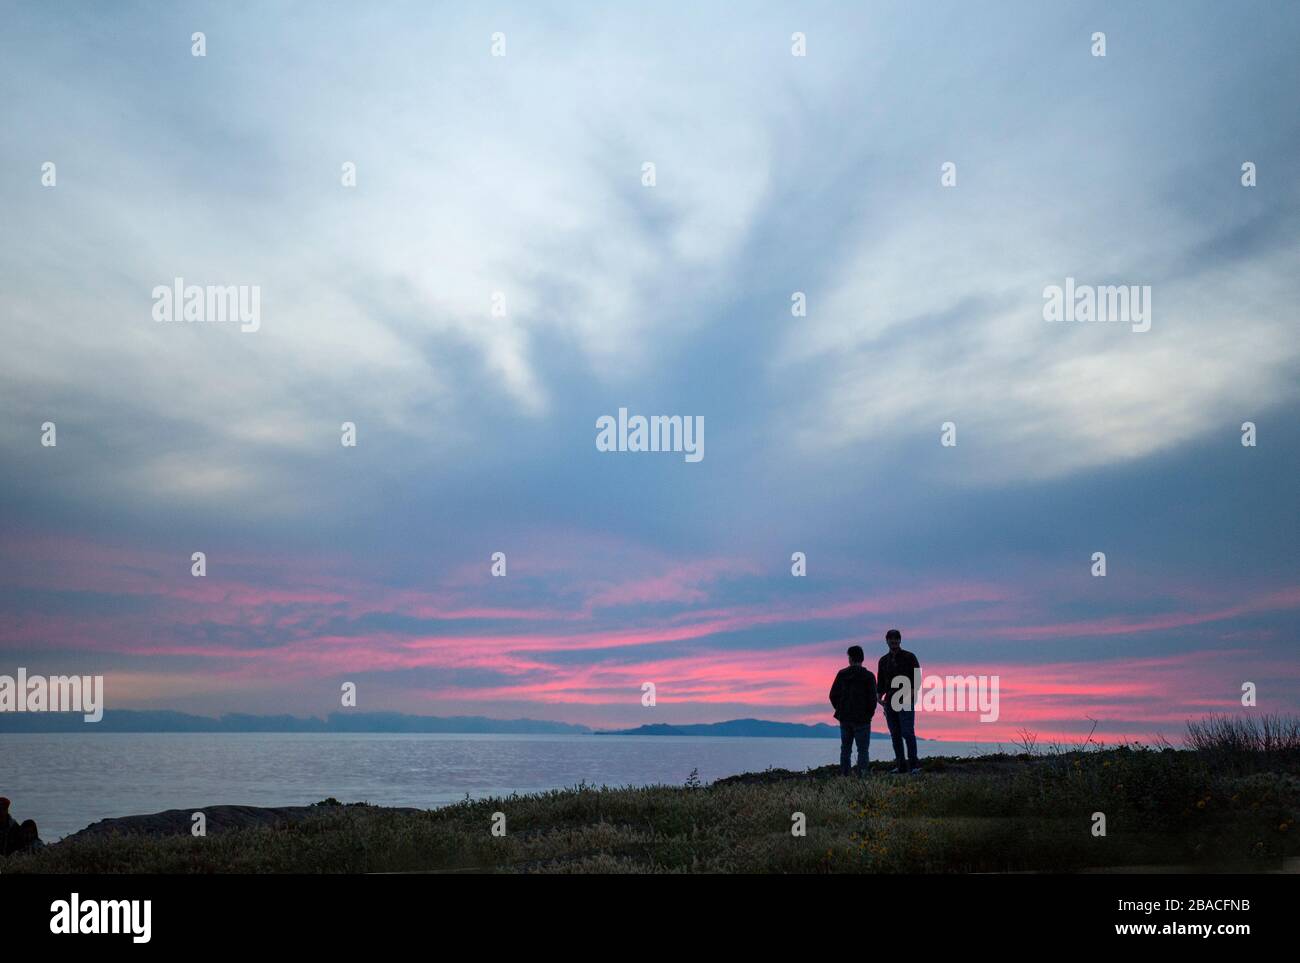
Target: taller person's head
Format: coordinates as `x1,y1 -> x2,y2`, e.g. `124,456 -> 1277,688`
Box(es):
847,645 -> 865,665
885,629 -> 902,652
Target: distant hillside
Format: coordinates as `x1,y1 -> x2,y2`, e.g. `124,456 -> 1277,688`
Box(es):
0,711 -> 929,739
597,718 -> 920,739
0,709 -> 590,735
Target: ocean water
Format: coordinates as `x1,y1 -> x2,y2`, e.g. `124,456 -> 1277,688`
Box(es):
0,732 -> 995,840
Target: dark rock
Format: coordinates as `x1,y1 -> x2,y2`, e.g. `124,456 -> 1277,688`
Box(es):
62,802 -> 419,842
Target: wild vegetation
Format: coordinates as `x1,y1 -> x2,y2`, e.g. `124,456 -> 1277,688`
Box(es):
6,715 -> 1296,874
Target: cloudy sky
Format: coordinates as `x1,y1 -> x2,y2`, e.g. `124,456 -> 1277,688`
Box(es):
2,1 -> 1297,740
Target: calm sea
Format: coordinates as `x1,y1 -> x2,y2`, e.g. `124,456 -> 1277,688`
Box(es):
0,732 -> 996,840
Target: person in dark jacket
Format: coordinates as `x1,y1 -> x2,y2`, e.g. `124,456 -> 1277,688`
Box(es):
877,628 -> 922,773
829,645 -> 877,776
13,820 -> 43,853
0,797 -> 17,856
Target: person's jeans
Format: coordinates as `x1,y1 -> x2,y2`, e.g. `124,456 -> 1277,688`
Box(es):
883,704 -> 918,770
839,721 -> 871,775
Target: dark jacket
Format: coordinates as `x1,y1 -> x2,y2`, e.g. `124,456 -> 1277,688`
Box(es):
0,814 -> 16,856
877,648 -> 921,710
830,664 -> 878,725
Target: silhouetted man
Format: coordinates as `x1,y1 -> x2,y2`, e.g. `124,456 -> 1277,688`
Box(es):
878,629 -> 921,774
0,797 -> 16,856
14,820 -> 43,853
830,645 -> 877,776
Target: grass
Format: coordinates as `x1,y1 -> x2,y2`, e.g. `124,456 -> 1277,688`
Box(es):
1185,713 -> 1300,755
5,720 -> 1298,874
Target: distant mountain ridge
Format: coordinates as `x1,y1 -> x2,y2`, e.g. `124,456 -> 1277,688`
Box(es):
0,709 -> 591,735
0,711 -> 927,739
596,718 -> 926,739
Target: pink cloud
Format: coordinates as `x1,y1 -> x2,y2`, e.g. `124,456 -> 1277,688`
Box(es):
3,534 -> 1298,739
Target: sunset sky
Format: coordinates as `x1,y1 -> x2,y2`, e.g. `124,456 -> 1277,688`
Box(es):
2,2 -> 1298,741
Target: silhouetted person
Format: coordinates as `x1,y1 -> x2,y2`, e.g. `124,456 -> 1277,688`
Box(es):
0,798 -> 16,856
878,628 -> 921,773
830,645 -> 877,776
14,820 -> 43,852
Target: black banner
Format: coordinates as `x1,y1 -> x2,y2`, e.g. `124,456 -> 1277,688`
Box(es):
0,872 -> 1288,948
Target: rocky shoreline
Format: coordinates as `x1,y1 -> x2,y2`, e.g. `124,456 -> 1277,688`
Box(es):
63,801 -> 420,843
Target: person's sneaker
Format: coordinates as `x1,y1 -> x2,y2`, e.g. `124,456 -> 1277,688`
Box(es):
909,766 -> 923,774
888,767 -> 906,774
